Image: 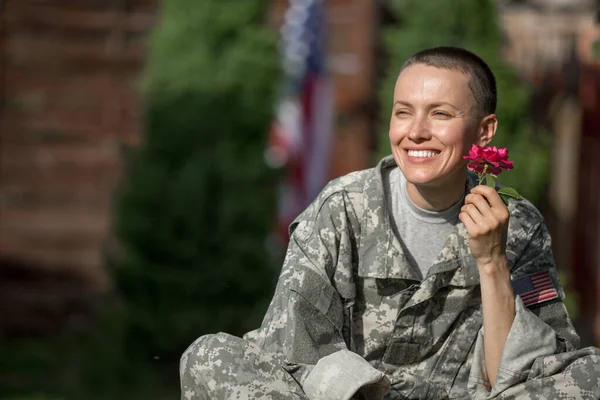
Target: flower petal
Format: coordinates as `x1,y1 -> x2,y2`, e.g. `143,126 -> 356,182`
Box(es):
499,160 -> 514,170
487,165 -> 503,175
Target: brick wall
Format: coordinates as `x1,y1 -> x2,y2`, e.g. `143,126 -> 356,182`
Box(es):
0,0 -> 376,334
0,0 -> 156,334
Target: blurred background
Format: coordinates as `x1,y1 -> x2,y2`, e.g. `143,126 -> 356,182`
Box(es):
0,0 -> 599,398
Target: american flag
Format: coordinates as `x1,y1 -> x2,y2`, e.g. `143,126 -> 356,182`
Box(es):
265,0 -> 333,245
512,270 -> 559,307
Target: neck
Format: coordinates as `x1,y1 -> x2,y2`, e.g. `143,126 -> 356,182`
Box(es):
405,172 -> 467,211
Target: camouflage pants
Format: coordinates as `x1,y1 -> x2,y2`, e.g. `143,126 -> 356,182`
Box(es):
490,347 -> 600,400
180,333 -> 600,400
180,333 -> 308,400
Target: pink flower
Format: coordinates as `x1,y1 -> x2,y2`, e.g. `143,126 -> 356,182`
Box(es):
463,144 -> 514,175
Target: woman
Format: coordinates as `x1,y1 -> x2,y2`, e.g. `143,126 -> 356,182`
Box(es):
180,47 -> 600,400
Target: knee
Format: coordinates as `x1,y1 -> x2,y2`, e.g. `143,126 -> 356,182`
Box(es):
179,334 -> 229,399
181,333 -> 222,371
180,332 -> 241,374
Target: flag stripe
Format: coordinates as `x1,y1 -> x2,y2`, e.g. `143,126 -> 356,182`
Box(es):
522,291 -> 558,300
523,294 -> 558,303
522,288 -> 557,300
522,291 -> 559,306
529,270 -> 549,278
267,0 -> 333,245
526,282 -> 553,292
531,276 -> 551,285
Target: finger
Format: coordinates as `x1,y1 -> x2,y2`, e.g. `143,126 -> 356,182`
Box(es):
470,185 -> 509,215
461,203 -> 488,227
465,193 -> 493,219
459,210 -> 481,236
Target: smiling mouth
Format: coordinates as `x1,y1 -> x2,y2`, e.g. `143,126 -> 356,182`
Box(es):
406,150 -> 440,158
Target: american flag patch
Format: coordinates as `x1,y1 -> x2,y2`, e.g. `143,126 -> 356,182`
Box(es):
512,270 -> 559,307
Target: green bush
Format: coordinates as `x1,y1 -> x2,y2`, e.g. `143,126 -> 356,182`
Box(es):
377,0 -> 551,205
112,0 -> 281,384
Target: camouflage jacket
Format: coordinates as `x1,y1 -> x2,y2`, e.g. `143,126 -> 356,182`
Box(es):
244,156 -> 579,400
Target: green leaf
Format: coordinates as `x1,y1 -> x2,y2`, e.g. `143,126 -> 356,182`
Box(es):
497,186 -> 523,201
499,194 -> 510,206
484,174 -> 496,188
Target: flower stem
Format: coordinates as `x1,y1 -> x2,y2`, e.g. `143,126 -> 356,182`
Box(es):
479,164 -> 489,186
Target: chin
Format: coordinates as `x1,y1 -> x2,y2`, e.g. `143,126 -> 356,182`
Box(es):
400,169 -> 441,186
408,177 -> 442,188
404,167 -> 467,190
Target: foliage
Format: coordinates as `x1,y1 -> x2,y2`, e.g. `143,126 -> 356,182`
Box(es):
112,0 -> 280,388
1,0 -> 280,399
377,0 -> 551,205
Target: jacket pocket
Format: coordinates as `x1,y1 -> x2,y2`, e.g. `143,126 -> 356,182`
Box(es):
290,266 -> 344,331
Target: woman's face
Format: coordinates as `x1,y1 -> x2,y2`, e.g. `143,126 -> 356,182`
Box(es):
389,64 -> 492,189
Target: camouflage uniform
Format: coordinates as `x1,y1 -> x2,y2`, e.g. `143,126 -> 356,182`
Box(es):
181,157 -> 600,400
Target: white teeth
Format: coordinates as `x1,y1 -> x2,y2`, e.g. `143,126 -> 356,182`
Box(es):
407,150 -> 439,158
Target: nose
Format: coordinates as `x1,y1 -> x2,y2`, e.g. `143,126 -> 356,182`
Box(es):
407,114 -> 432,142
408,115 -> 431,142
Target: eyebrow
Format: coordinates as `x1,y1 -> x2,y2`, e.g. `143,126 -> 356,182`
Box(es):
393,100 -> 461,111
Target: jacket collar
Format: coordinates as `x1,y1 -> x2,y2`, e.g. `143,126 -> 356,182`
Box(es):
357,156 -> 480,287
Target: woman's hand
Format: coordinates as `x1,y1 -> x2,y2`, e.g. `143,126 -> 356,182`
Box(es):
459,185 -> 515,386
459,185 -> 510,272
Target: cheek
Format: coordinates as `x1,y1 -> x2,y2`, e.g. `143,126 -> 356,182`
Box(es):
388,119 -> 406,142
433,123 -> 473,152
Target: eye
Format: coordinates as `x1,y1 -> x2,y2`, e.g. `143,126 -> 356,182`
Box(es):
433,111 -> 451,118
394,109 -> 410,117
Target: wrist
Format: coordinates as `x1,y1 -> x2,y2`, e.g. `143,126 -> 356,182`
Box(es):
477,255 -> 510,278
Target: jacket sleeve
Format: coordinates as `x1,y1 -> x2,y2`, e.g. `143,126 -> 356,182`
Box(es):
243,193 -> 390,400
468,220 -> 580,399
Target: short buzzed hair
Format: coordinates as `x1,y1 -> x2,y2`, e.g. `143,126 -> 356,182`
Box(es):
401,47 -> 497,117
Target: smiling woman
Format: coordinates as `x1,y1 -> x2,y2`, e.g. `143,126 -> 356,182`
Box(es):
179,47 -> 600,400
389,59 -> 498,212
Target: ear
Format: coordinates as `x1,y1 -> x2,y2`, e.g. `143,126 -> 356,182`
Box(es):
475,114 -> 498,147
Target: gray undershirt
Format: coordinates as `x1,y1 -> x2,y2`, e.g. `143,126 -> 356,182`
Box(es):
384,168 -> 464,279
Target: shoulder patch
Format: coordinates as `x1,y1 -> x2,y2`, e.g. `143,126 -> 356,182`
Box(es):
512,270 -> 559,307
